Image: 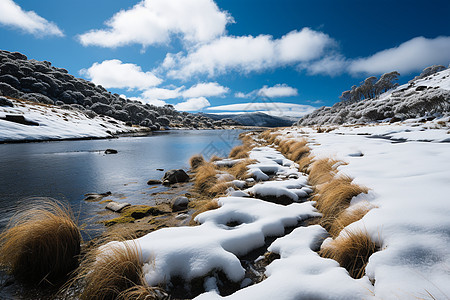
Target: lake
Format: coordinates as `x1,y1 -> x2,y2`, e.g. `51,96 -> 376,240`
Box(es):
0,129 -> 244,236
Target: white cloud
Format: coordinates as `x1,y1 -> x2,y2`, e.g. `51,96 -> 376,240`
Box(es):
129,96 -> 167,107
174,97 -> 210,111
182,82 -> 228,98
207,102 -> 316,117
349,36 -> 450,75
235,92 -> 248,98
301,54 -> 348,76
0,0 -> 63,37
78,0 -> 232,48
258,84 -> 298,98
142,87 -> 183,100
80,59 -> 162,90
165,28 -> 335,78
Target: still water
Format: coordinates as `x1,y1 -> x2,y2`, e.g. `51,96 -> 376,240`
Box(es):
0,130 -> 243,233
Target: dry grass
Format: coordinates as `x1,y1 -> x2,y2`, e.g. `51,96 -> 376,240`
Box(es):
0,198 -> 81,285
297,155 -> 313,173
314,176 -> 369,232
189,154 -> 205,170
319,229 -> 378,279
278,139 -> 296,155
193,162 -> 223,197
189,200 -> 220,225
329,204 -> 373,238
208,181 -> 233,196
229,144 -> 251,159
209,155 -> 223,162
228,159 -> 257,180
289,144 -> 310,162
75,240 -> 165,300
308,158 -> 345,186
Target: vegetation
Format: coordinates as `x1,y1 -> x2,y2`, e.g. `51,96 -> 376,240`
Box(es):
0,198 -> 81,285
189,154 -> 205,170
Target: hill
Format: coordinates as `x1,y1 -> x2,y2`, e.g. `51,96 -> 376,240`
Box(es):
205,112 -> 295,127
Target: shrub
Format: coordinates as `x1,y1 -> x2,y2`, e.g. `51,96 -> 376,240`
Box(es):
0,198 -> 81,285
319,229 -> 379,279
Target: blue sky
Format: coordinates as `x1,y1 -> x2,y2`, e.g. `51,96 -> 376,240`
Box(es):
0,0 -> 449,117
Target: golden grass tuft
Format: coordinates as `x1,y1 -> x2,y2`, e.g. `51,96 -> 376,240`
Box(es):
76,240 -> 165,300
189,154 -> 205,170
319,229 -> 378,279
278,139 -> 296,155
314,176 -> 369,232
194,162 -> 218,195
209,155 -> 223,162
0,198 -> 81,285
229,144 -> 251,159
329,204 -> 373,238
189,200 -> 220,225
208,181 -> 233,196
308,158 -> 345,186
297,154 -> 313,173
229,159 -> 257,180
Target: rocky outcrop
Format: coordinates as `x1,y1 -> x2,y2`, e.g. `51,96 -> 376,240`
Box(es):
0,50 -> 224,130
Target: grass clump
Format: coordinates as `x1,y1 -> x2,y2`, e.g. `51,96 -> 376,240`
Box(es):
75,240 -> 166,300
228,159 -> 257,180
319,229 -> 379,279
189,200 -> 220,225
194,162 -> 218,195
0,198 -> 81,285
314,176 -> 369,232
189,154 -> 205,170
229,144 -> 251,159
329,203 -> 373,238
308,158 -> 346,186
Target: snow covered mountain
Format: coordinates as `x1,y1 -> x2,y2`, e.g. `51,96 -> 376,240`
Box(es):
298,66 -> 450,126
205,112 -> 295,127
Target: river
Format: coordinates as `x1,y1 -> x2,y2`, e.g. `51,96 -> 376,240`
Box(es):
0,129 -> 244,236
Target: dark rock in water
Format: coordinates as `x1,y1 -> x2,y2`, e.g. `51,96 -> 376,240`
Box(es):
105,201 -> 131,213
156,168 -> 164,171
162,169 -> 190,184
104,149 -> 118,154
0,96 -> 13,107
147,179 -> 162,185
83,191 -> 111,201
1,114 -> 39,126
172,196 -> 189,212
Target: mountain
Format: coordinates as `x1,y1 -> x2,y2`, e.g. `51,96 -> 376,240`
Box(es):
204,112 -> 295,127
297,66 -> 450,126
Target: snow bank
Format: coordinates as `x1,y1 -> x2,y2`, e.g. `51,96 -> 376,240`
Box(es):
0,98 -> 146,142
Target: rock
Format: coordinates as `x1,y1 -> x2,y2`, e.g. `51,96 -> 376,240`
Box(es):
0,96 -> 13,107
172,196 -> 189,212
104,149 -> 118,154
156,168 -> 164,171
162,169 -> 190,184
147,179 -> 162,185
105,201 -> 131,213
1,115 -> 39,126
175,213 -> 190,220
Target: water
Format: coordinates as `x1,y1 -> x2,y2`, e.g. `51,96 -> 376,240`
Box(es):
0,130 -> 243,234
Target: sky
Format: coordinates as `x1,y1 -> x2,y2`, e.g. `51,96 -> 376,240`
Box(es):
0,0 -> 449,118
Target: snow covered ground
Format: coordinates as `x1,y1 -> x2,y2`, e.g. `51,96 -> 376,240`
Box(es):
99,118 -> 450,299
0,97 -> 147,142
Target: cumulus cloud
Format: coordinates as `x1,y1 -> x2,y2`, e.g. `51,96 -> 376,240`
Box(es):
78,0 -> 232,48
165,28 -> 335,78
348,36 -> 450,75
128,96 -> 167,107
175,97 -> 211,111
0,0 -> 63,37
141,87 -> 183,100
183,82 -> 229,98
207,102 -> 316,117
258,84 -> 298,98
80,59 -> 162,90
300,54 -> 348,76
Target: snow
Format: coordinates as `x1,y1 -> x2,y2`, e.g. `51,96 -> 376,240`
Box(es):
0,98 -> 146,142
97,118 -> 449,299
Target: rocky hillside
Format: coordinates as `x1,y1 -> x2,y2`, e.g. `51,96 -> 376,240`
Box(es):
0,50 -> 239,130
298,66 -> 450,126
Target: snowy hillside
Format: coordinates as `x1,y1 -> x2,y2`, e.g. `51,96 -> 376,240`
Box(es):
298,67 -> 450,125
205,112 -> 295,127
0,97 -> 148,142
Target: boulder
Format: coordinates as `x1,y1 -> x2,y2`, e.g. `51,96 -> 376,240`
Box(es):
0,96 -> 13,107
147,179 -> 162,185
172,196 -> 189,212
105,201 -> 131,213
162,169 -> 190,184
